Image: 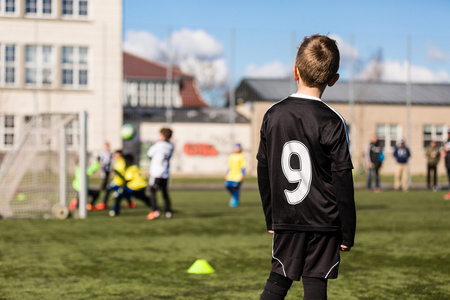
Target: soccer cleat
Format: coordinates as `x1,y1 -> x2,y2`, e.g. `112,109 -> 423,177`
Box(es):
125,201 -> 136,209
146,210 -> 160,220
69,199 -> 78,211
86,203 -> 95,211
444,192 -> 450,200
165,211 -> 172,219
229,198 -> 239,207
95,203 -> 106,210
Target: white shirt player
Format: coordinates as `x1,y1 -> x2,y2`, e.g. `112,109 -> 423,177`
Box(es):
147,140 -> 174,180
99,150 -> 112,172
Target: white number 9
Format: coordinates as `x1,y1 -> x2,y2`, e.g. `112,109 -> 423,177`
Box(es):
281,141 -> 312,205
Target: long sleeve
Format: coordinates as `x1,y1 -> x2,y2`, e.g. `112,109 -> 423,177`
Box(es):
257,161 -> 272,231
332,169 -> 356,247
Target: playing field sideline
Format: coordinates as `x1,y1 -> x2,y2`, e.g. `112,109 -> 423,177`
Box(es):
0,189 -> 449,299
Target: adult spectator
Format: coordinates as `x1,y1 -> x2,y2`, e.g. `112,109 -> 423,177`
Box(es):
393,139 -> 411,191
366,135 -> 383,192
443,129 -> 450,199
425,140 -> 440,190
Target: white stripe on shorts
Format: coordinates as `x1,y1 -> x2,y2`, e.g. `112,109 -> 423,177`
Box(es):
272,234 -> 287,277
325,257 -> 340,279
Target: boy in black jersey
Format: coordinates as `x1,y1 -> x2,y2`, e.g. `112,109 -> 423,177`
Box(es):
257,34 -> 356,300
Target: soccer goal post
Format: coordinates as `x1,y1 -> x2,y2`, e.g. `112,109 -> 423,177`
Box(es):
0,111 -> 88,219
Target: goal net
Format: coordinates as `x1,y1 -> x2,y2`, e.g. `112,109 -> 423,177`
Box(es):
0,112 -> 87,219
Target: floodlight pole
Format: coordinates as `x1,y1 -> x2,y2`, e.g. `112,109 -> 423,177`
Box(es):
229,28 -> 236,144
349,34 -> 355,157
406,36 -> 412,186
291,31 -> 296,86
166,26 -> 173,125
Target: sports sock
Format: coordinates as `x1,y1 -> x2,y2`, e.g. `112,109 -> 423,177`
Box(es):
260,272 -> 292,300
302,277 -> 327,300
232,189 -> 240,201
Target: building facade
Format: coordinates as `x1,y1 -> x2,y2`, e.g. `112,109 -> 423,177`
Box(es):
122,53 -> 251,176
236,78 -> 450,176
0,0 -> 123,154
123,51 -> 207,109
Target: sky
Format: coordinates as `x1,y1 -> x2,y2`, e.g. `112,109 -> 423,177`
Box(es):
123,0 -> 450,104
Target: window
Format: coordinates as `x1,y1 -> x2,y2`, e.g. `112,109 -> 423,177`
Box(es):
79,0 -> 87,15
25,0 -> 36,13
25,0 -> 53,17
164,81 -> 181,107
25,45 -> 54,87
62,0 -> 72,14
0,44 -> 17,86
147,82 -> 155,106
376,124 -> 401,151
65,119 -> 79,149
43,0 -> 51,13
61,46 -> 89,88
124,80 -> 182,107
125,82 -> 138,106
62,0 -> 88,18
155,83 -> 164,106
423,125 -> 446,148
0,115 -> 15,147
0,0 -> 18,15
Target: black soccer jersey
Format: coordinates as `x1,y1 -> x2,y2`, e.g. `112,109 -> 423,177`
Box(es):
257,94 -> 353,232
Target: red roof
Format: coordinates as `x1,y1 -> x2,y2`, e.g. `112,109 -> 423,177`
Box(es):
123,52 -> 208,107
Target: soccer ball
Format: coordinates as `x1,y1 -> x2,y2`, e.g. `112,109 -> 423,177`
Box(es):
120,124 -> 135,140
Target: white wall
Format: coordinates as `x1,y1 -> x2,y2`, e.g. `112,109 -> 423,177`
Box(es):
139,122 -> 252,176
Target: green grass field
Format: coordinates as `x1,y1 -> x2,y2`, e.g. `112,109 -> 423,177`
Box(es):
0,187 -> 449,299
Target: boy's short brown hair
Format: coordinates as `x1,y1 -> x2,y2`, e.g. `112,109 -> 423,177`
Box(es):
160,127 -> 173,140
295,34 -> 340,88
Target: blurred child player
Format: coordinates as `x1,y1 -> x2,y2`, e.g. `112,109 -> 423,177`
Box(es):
146,128 -> 175,220
99,142 -> 113,195
109,154 -> 152,217
96,150 -> 133,210
69,156 -> 100,211
257,34 -> 356,300
225,143 -> 247,207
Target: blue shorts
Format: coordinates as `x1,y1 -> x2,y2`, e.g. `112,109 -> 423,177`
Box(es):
225,180 -> 241,189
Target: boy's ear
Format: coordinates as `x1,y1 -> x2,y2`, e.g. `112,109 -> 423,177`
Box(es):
327,73 -> 340,87
293,66 -> 299,81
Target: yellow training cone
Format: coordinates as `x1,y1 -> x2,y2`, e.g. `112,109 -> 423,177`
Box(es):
187,259 -> 215,274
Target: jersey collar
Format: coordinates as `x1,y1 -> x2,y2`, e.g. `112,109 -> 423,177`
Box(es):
291,93 -> 322,102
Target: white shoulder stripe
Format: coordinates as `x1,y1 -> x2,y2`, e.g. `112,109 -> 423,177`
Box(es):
320,101 -> 351,149
267,96 -> 290,111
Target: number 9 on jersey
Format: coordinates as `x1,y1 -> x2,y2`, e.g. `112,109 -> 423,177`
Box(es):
281,141 -> 312,205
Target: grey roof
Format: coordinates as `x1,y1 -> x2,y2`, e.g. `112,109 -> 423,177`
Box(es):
123,106 -> 249,124
235,78 -> 450,106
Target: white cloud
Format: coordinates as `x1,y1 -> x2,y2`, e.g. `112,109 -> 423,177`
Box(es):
123,30 -> 166,62
170,28 -> 223,61
244,61 -> 290,78
123,28 -> 229,89
357,59 -> 450,83
329,34 -> 359,68
427,46 -> 450,62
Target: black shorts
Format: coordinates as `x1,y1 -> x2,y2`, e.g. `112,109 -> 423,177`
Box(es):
271,231 -> 341,281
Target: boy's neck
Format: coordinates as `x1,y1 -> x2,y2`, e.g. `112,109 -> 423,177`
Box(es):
296,85 -> 325,99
